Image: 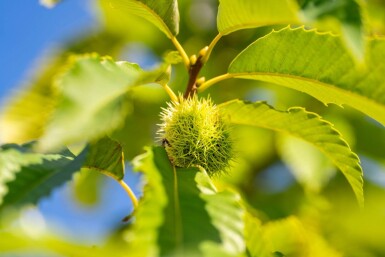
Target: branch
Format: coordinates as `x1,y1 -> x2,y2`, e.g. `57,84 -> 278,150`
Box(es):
184,54 -> 205,98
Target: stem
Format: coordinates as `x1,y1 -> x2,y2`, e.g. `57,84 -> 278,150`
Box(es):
163,83 -> 179,103
118,180 -> 138,208
182,34 -> 223,98
184,54 -> 205,98
197,73 -> 234,92
171,36 -> 190,69
202,33 -> 223,63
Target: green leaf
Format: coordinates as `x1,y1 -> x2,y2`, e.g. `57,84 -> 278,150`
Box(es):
244,214 -> 342,257
135,64 -> 171,86
216,1 -> 364,60
228,26 -> 385,127
0,143 -> 87,210
299,0 -> 365,61
131,146 -> 245,256
219,100 -> 363,207
163,51 -> 183,64
37,54 -> 143,151
262,216 -> 341,257
108,0 -> 179,38
0,64 -> 59,144
83,137 -> 125,180
72,169 -> 103,206
0,230 -> 119,257
277,134 -> 336,192
0,32 -> 126,144
217,0 -> 300,35
244,212 -> 270,257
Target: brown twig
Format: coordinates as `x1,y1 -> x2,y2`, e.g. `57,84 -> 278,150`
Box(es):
184,55 -> 205,98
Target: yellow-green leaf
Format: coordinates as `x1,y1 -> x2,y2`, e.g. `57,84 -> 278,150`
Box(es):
83,137 -> 125,180
219,100 -> 363,207
217,0 -> 299,35
228,26 -> 385,126
108,0 -> 179,38
131,146 -> 245,256
37,54 -> 142,151
0,142 -> 87,210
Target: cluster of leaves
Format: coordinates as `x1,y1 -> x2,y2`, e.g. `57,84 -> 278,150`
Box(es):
1,0 -> 385,256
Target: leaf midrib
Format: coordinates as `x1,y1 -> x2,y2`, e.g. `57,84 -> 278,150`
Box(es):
226,72 -> 385,125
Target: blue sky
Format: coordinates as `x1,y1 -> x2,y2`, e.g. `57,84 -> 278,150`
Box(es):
0,0 -> 142,243
0,0 -> 93,100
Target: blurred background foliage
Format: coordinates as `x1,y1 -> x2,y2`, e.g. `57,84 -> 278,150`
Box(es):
1,0 -> 385,256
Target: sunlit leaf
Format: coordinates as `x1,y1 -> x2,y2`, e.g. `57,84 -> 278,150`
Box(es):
244,212 -> 270,257
217,0 -> 299,35
108,0 -> 180,38
0,65 -> 59,144
262,216 -> 342,257
135,64 -> 171,86
0,32 -> 126,144
0,143 -> 87,210
131,146 -> 245,256
37,54 -> 142,151
299,0 -> 365,61
163,51 -> 182,64
277,134 -> 336,192
244,213 -> 342,257
111,85 -> 167,159
72,169 -> 103,206
0,230 -> 120,257
216,1 -> 364,60
83,136 -> 125,180
219,100 -> 363,207
228,26 -> 385,126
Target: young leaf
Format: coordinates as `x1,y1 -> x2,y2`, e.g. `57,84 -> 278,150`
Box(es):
0,143 -> 87,210
37,54 -> 142,151
131,146 -> 245,257
217,0 -> 300,35
83,136 -> 125,180
108,0 -> 180,38
228,26 -> 385,126
219,100 -> 363,207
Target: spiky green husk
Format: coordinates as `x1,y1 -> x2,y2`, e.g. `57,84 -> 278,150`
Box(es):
158,96 -> 234,175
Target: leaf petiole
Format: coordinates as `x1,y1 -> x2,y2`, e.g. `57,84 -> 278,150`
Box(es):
118,179 -> 138,208
198,73 -> 234,92
171,36 -> 190,69
201,33 -> 223,64
163,83 -> 179,103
